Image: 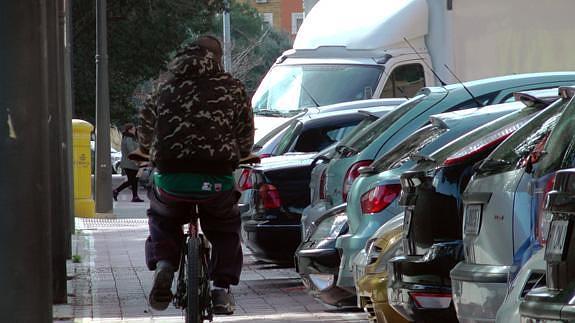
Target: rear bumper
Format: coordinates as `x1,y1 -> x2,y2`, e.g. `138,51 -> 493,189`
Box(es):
242,219 -> 301,264
520,287 -> 575,321
388,241 -> 462,322
295,240 -> 355,307
450,262 -> 517,322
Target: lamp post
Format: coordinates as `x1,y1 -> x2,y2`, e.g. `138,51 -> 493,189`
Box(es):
222,0 -> 232,72
95,0 -> 113,215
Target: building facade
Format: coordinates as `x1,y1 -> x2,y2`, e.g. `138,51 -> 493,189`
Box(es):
238,0 -> 304,42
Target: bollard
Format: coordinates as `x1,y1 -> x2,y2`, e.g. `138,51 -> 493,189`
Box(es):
72,119 -> 95,218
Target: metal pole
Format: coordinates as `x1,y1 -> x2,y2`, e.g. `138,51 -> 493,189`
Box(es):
223,0 -> 232,73
95,0 -> 113,214
0,1 -> 53,321
46,0 -> 68,304
62,0 -> 76,258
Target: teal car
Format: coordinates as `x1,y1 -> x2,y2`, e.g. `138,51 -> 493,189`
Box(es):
302,72 -> 575,248
337,100 -> 525,290
297,101 -> 525,305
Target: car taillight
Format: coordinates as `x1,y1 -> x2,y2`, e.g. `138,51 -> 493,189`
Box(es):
259,184 -> 281,209
238,168 -> 253,191
443,119 -> 528,166
537,173 -> 556,245
319,169 -> 327,200
342,160 -> 373,202
409,292 -> 452,309
259,153 -> 272,159
360,184 -> 402,214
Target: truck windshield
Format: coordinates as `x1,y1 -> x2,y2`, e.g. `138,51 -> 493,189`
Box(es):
252,64 -> 383,116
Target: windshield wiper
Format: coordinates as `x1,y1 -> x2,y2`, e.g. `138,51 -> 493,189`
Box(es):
477,158 -> 511,172
291,74 -> 320,108
254,110 -> 285,117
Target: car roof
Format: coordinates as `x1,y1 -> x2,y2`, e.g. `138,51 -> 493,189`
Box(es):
312,98 -> 407,113
443,72 -> 575,92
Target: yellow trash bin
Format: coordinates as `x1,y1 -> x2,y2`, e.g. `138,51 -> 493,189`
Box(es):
72,119 -> 95,218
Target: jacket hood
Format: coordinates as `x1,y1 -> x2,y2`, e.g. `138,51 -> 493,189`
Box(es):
166,44 -> 222,78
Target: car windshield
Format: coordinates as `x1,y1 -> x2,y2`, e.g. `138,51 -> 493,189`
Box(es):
478,98 -> 569,175
342,94 -> 429,154
372,125 -> 447,171
252,64 -> 383,116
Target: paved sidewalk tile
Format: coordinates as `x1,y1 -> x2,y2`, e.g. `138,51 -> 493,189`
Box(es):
55,197 -> 368,322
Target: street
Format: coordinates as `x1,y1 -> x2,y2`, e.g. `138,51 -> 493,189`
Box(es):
54,176 -> 367,322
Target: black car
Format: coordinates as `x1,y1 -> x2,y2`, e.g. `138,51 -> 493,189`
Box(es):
520,168 -> 575,322
387,90 -> 558,322
239,108 -> 391,264
253,100 -> 398,158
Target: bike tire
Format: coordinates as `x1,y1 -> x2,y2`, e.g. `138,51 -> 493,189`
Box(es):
186,237 -> 201,323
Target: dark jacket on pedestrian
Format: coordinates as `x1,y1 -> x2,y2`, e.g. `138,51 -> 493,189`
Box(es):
120,133 -> 140,171
138,45 -> 254,174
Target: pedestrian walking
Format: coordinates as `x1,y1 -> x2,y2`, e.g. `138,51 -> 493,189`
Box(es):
113,123 -> 144,202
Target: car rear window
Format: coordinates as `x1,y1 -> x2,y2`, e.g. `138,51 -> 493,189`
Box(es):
478,98 -> 568,175
372,125 -> 447,171
343,94 -> 427,153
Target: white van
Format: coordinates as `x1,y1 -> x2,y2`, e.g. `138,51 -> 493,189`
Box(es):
252,0 -> 575,139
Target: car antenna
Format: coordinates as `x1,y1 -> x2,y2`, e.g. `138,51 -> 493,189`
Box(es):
403,37 -> 446,86
443,64 -> 484,107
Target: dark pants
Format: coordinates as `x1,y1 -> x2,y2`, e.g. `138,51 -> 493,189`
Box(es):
145,187 -> 243,289
114,168 -> 139,198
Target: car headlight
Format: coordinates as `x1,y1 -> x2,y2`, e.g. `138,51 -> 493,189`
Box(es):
310,213 -> 347,241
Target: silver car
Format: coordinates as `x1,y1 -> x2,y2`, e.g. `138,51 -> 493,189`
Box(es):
451,87 -> 575,322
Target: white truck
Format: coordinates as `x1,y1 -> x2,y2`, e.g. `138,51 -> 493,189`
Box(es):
251,0 -> 575,139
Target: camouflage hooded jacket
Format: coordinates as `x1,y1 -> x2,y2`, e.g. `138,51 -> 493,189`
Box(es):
138,45 -> 254,174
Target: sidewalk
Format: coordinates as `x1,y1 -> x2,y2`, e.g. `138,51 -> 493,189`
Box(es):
54,186 -> 368,322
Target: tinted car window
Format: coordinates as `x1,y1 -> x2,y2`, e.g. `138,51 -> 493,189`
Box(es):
253,118 -> 293,150
344,94 -> 427,153
381,63 -> 425,98
372,125 -> 447,171
272,121 -> 303,155
478,99 -> 568,175
293,121 -> 358,153
535,97 -> 575,176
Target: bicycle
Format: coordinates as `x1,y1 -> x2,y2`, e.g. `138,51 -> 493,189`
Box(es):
130,149 -> 260,322
153,187 -> 214,323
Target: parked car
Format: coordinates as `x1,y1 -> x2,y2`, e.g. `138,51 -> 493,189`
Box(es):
253,99 -> 403,158
238,106 -> 393,264
386,89 -> 559,322
495,249 -> 545,323
353,213 -> 407,323
520,168 -> 575,322
302,72 -> 575,250
90,140 -> 123,174
297,103 -> 523,306
451,86 -> 575,323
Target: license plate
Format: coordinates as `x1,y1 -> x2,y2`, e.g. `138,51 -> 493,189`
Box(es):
545,220 -> 569,260
464,204 -> 482,235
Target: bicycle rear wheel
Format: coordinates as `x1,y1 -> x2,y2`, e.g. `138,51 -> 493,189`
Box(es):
185,235 -> 213,323
186,237 -> 201,323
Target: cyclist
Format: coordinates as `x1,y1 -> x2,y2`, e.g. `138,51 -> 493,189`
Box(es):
137,35 -> 254,315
